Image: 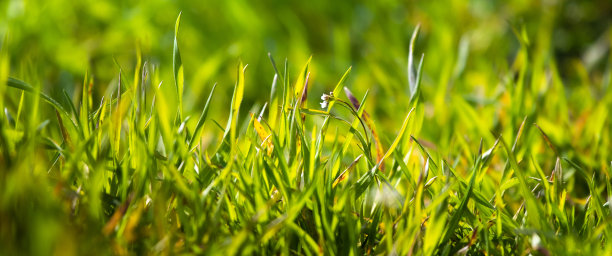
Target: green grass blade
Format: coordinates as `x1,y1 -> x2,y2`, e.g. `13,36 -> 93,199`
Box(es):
189,83 -> 217,151
173,11 -> 184,121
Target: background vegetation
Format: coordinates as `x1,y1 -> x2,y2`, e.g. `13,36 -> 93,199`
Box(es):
0,0 -> 611,255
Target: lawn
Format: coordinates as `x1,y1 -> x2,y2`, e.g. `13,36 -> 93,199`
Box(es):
1,0 -> 611,255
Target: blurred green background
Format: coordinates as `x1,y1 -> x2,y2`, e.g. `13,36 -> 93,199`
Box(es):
1,0 -> 610,129
1,0 -> 611,254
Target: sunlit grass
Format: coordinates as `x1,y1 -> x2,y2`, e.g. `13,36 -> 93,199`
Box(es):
1,6 -> 612,256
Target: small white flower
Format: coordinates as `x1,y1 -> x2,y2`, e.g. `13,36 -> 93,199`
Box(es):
320,101 -> 328,109
320,92 -> 333,109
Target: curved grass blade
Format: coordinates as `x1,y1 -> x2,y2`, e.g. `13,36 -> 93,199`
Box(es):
189,84 -> 217,151
355,108 -> 414,197
173,11 -> 184,120
500,137 -> 545,230
332,154 -> 362,188
7,77 -> 77,128
376,107 -> 415,170
344,86 -> 385,170
294,56 -> 311,101
326,66 -> 352,112
408,24 -> 421,100
410,135 -> 439,169
220,62 -> 246,158
440,157 -> 478,249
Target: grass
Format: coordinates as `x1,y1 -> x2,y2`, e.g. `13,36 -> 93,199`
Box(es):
1,5 -> 612,256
